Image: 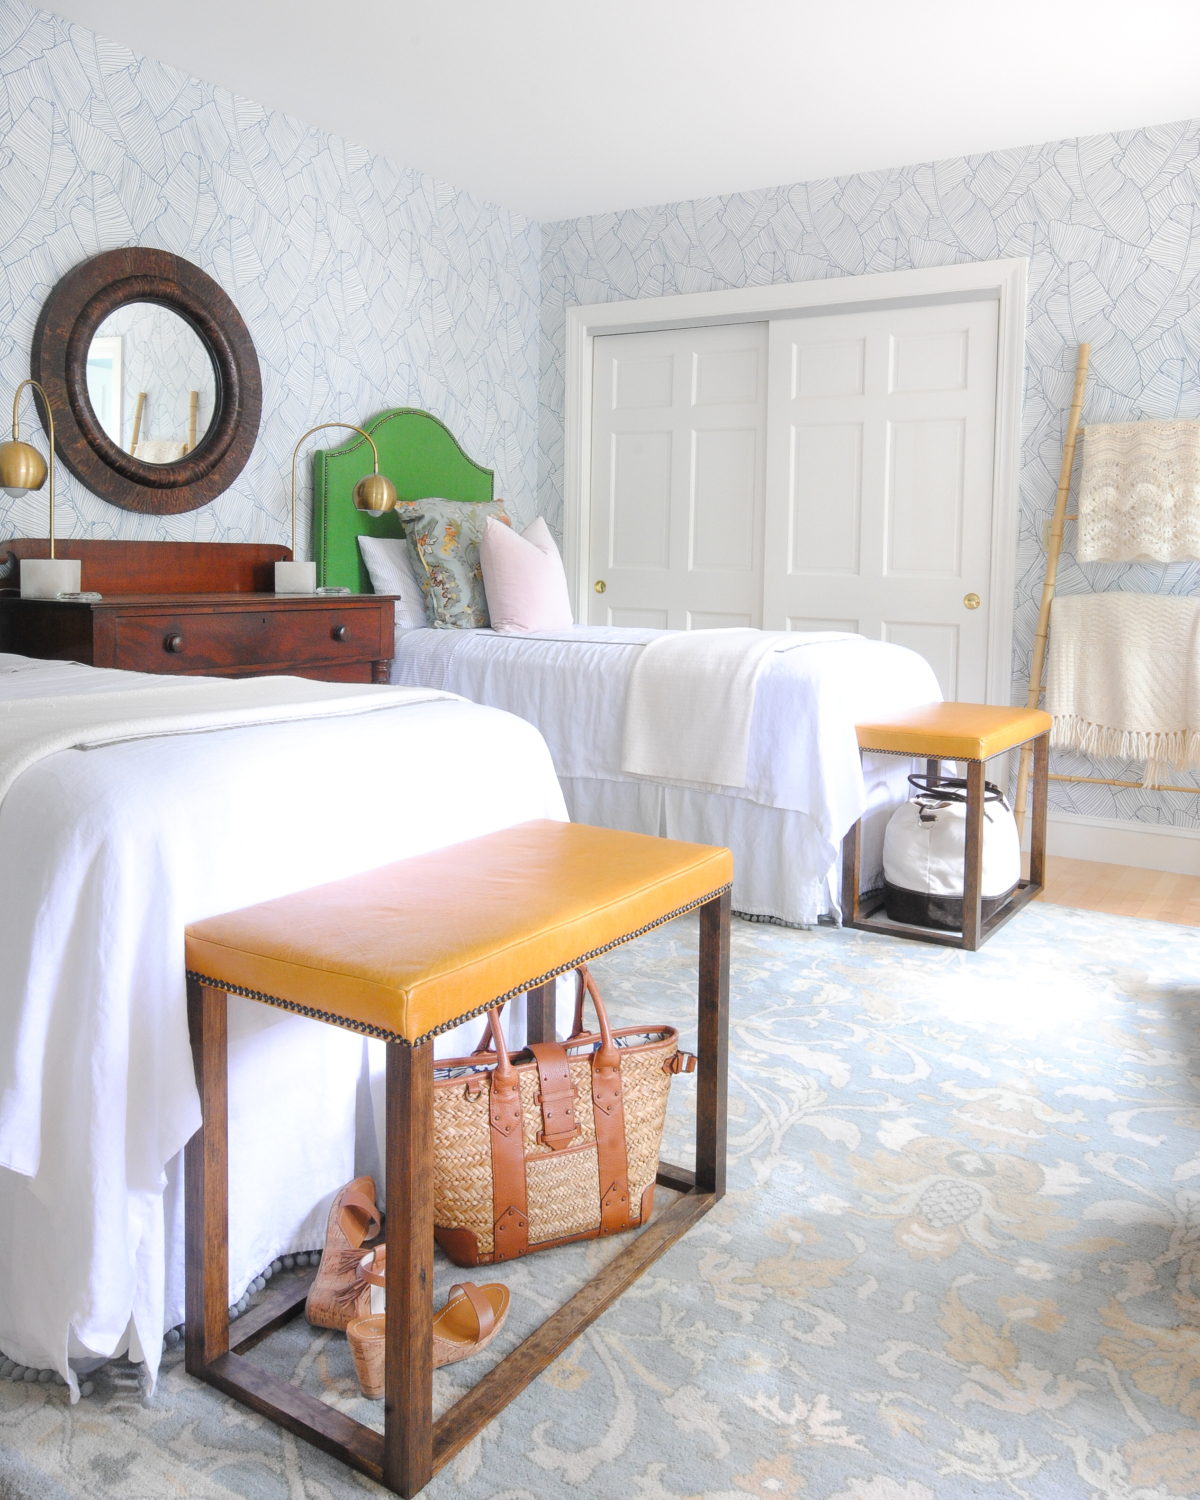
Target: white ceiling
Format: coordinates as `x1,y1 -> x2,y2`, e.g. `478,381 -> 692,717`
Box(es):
41,0 -> 1200,222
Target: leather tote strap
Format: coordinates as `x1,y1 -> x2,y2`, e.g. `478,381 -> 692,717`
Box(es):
528,1042 -> 580,1149
568,964 -> 618,1048
570,968 -> 587,1040
486,1007 -> 529,1261
574,966 -> 632,1234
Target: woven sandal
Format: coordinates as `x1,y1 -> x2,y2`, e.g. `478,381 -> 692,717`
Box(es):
304,1176 -> 382,1331
346,1280 -> 510,1399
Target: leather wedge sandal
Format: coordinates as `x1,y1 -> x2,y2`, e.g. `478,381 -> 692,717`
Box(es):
346,1279 -> 510,1399
305,1176 -> 383,1331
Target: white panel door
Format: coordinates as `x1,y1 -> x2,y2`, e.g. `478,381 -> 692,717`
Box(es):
763,302 -> 998,700
589,322 -> 768,628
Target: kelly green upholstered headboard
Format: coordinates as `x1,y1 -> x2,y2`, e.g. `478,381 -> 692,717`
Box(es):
312,408 -> 494,593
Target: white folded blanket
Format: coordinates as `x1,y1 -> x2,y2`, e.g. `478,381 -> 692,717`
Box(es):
1046,593 -> 1200,784
1078,420 -> 1200,562
620,627 -> 858,789
0,675 -> 454,810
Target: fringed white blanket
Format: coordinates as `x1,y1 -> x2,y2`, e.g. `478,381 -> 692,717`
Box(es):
1078,420 -> 1200,561
1046,593 -> 1200,784
620,627 -> 858,789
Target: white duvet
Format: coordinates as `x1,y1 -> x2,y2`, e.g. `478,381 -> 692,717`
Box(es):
0,655 -> 567,1393
392,627 -> 942,924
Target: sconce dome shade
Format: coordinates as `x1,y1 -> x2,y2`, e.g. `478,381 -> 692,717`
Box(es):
353,472 -> 397,518
0,438 -> 48,498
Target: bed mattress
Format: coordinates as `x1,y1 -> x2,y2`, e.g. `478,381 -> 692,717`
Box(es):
0,654 -> 568,1391
391,626 -> 942,925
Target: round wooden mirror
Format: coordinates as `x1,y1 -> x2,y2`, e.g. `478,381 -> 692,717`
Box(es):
32,249 -> 262,514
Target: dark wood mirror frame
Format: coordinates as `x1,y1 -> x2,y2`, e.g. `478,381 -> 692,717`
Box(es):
32,248 -> 262,515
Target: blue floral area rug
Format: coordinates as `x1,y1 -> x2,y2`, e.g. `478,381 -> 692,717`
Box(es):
2,903 -> 1199,1499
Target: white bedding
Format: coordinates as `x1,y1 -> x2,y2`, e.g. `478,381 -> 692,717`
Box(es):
391,626 -> 942,925
621,627 -> 856,788
0,669 -> 451,808
0,654 -> 568,1393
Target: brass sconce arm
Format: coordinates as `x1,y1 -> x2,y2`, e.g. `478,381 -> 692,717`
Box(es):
0,379 -> 57,557
289,421 -> 396,556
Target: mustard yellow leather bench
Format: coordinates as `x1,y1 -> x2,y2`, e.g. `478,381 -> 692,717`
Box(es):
183,819 -> 732,1497
842,702 -> 1051,951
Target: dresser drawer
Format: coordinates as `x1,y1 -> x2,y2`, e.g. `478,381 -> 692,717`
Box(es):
110,604 -> 380,673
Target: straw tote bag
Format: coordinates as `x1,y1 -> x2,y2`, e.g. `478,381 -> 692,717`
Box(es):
431,967 -> 695,1267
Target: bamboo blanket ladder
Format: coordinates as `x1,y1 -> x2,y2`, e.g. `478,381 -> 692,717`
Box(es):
1013,343 -> 1200,836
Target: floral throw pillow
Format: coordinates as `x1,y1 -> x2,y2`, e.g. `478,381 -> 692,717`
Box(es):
397,498 -> 512,629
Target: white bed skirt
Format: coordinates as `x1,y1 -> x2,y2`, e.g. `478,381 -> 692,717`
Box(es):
0,984 -> 573,1377
559,750 -> 909,928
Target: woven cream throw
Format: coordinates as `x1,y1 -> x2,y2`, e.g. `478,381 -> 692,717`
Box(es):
1046,593 -> 1200,784
133,438 -> 187,463
1078,420 -> 1200,561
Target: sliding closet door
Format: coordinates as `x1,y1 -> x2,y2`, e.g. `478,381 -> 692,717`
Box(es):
762,302 -> 998,700
589,323 -> 768,628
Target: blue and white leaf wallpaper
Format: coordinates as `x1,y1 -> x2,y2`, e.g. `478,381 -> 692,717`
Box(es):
2,0 -> 1200,833
540,126 -> 1200,830
0,0 -> 540,550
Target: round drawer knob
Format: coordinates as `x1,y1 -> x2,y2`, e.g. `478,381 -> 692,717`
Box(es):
332,624 -> 349,642
164,632 -> 185,653
594,580 -> 607,594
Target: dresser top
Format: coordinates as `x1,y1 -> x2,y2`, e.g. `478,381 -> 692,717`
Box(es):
1,592 -> 395,609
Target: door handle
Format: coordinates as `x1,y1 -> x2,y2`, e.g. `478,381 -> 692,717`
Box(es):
594,580 -> 607,594
963,593 -> 980,610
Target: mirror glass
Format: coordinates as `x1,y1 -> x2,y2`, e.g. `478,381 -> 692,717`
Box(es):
85,302 -> 218,464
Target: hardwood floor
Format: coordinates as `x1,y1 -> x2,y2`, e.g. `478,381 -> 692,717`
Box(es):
1029,855 -> 1200,927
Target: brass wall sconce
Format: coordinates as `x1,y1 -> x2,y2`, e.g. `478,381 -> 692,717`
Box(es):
0,379 -> 80,598
276,421 -> 397,594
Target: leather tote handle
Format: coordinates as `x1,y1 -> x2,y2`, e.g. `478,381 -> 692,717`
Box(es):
572,964 -> 630,1232
569,965 -> 620,1071
486,1006 -> 519,1089
471,1019 -> 497,1056
483,1003 -> 528,1258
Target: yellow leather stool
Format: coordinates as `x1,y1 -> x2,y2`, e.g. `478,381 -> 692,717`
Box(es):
842,702 -> 1051,951
183,819 -> 732,1497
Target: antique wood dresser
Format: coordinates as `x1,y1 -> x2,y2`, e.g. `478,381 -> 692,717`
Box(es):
0,539 -> 396,684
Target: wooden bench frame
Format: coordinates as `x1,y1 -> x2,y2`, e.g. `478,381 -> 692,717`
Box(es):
841,732 -> 1049,952
184,887 -> 730,1497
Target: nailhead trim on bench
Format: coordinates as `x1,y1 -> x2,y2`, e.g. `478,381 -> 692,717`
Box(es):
186,882 -> 732,1047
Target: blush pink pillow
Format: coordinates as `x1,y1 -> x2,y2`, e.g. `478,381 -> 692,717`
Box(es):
480,515 -> 574,633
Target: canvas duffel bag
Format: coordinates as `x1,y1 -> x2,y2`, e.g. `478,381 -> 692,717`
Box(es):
882,772 -> 1021,930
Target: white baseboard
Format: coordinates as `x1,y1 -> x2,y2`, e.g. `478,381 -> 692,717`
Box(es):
1021,811 -> 1200,875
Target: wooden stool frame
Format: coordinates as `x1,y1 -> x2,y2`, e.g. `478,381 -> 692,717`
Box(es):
841,733 -> 1049,952
185,888 -> 730,1497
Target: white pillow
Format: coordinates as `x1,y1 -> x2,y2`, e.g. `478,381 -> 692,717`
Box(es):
479,515 -> 574,633
357,536 -> 428,629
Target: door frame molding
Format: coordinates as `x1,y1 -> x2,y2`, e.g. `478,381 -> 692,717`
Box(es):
562,256 -> 1028,704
